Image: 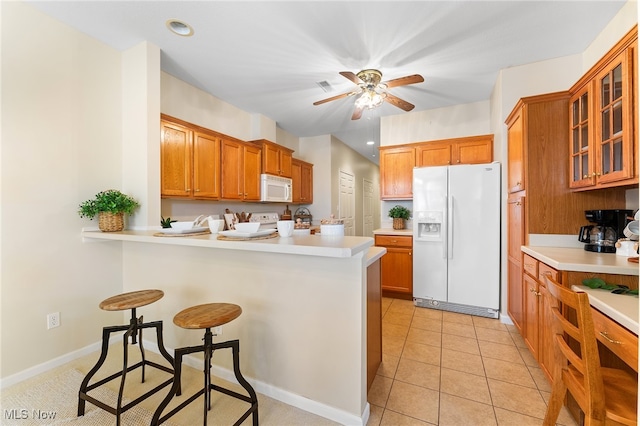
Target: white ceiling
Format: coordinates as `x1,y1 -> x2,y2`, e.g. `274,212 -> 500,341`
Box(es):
28,1 -> 627,164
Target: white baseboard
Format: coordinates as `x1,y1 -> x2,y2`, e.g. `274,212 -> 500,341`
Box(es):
2,337 -> 368,426
0,336 -> 121,390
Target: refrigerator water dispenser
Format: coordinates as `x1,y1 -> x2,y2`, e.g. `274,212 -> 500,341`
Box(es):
415,211 -> 443,241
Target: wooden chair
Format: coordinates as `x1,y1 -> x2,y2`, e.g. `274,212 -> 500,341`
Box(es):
543,276 -> 637,426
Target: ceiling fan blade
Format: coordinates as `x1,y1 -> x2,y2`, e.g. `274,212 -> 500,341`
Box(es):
313,91 -> 358,106
351,104 -> 364,120
385,94 -> 415,111
383,74 -> 424,88
339,71 -> 362,85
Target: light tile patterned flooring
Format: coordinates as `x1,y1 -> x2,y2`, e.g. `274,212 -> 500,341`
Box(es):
366,298 -> 578,426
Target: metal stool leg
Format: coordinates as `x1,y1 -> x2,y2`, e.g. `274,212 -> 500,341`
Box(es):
78,311 -> 174,423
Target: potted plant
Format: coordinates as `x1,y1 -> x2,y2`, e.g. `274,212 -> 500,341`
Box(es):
78,189 -> 140,232
388,205 -> 411,230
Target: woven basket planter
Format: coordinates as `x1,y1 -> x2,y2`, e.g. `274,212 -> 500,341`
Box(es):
392,218 -> 406,230
98,212 -> 124,232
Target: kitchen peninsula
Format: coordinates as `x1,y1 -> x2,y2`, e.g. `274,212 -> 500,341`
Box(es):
81,229 -> 383,425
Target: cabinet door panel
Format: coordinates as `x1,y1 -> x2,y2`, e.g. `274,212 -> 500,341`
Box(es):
220,138 -> 243,200
380,247 -> 413,294
243,144 -> 262,201
300,162 -> 313,203
161,121 -> 192,197
416,143 -> 451,166
454,139 -> 493,165
595,49 -> 634,185
193,132 -> 220,199
380,147 -> 415,199
507,111 -> 525,193
523,274 -> 539,360
507,258 -> 524,333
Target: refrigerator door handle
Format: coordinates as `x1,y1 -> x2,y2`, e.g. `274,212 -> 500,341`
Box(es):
448,195 -> 454,259
442,196 -> 448,259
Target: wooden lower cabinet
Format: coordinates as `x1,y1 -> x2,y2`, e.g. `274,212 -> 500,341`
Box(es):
522,254 -> 557,382
375,235 -> 413,297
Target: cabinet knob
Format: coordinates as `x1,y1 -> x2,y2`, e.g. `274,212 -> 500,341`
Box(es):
195,189 -> 200,192
516,201 -> 521,206
186,189 -> 190,192
456,160 -> 460,163
409,252 -> 412,256
516,181 -> 521,186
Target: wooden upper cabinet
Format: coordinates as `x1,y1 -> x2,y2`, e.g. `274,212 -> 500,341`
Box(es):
193,131 -> 220,199
416,142 -> 451,166
161,120 -> 192,198
416,135 -> 493,167
161,117 -> 221,200
292,158 -> 313,204
379,146 -> 415,200
220,138 -> 261,201
506,109 -> 525,193
243,143 -> 262,201
454,136 -> 493,165
569,25 -> 637,191
252,139 -> 293,178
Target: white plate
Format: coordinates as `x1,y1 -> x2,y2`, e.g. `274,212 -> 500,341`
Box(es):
159,226 -> 209,234
219,229 -> 276,238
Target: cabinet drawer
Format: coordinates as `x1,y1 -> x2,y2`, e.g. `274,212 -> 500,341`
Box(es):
538,263 -> 558,283
591,307 -> 638,372
375,235 -> 412,248
522,254 -> 538,278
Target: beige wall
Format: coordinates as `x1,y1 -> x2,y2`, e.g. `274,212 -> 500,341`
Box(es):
1,1 -> 126,379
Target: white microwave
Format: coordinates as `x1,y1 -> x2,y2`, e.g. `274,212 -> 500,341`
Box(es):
260,174 -> 292,203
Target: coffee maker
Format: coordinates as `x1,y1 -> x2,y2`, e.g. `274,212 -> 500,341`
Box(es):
578,209 -> 633,253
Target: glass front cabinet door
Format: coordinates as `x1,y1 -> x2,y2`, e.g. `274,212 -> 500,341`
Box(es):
569,28 -> 637,191
569,83 -> 594,189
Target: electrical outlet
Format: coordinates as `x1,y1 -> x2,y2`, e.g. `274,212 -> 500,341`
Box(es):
213,326 -> 223,336
47,312 -> 60,329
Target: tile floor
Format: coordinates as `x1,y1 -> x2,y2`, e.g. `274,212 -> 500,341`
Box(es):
366,298 -> 578,426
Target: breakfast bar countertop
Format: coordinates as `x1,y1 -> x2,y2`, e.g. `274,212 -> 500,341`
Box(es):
572,285 -> 639,335
81,229 -> 373,259
522,246 -> 639,276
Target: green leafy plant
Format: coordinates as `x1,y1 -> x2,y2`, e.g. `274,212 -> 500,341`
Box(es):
161,216 -> 177,229
582,278 -> 638,295
78,190 -> 140,220
388,205 -> 411,220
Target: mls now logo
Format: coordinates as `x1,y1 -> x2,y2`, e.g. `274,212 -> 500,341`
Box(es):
4,409 -> 57,420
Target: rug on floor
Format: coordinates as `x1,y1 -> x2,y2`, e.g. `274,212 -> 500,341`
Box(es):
0,369 -> 178,425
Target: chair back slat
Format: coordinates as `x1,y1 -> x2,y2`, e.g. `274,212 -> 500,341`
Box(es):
544,276 -> 606,419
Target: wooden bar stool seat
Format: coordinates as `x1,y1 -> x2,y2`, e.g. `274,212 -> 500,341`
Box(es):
78,289 -> 174,426
152,303 -> 259,426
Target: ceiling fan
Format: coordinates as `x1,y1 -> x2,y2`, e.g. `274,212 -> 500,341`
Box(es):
313,69 -> 424,120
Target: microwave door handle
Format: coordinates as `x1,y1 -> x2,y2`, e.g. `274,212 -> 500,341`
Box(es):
286,184 -> 291,201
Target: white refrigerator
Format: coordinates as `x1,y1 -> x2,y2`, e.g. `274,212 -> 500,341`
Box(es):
413,163 -> 500,318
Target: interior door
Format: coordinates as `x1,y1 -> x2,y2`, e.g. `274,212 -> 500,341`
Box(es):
363,178 -> 374,237
339,170 -> 355,236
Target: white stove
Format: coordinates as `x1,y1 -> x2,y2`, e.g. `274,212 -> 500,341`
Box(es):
249,212 -> 280,230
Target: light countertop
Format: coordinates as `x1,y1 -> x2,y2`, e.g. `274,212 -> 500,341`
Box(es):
366,247 -> 386,266
82,229 -> 373,259
572,285 -> 638,335
373,228 -> 413,236
522,246 -> 639,276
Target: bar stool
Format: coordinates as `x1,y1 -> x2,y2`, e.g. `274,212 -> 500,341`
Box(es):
151,303 -> 259,426
78,289 -> 174,426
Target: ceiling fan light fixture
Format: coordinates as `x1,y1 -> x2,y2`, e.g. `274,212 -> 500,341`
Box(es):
166,19 -> 194,37
355,89 -> 386,110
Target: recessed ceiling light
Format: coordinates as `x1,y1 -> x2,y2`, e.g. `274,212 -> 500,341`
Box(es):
166,19 -> 194,37
366,141 -> 375,145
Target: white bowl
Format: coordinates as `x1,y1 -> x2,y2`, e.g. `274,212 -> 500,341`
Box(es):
293,228 -> 311,236
171,221 -> 194,230
320,224 -> 345,236
208,218 -> 225,233
234,222 -> 260,233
